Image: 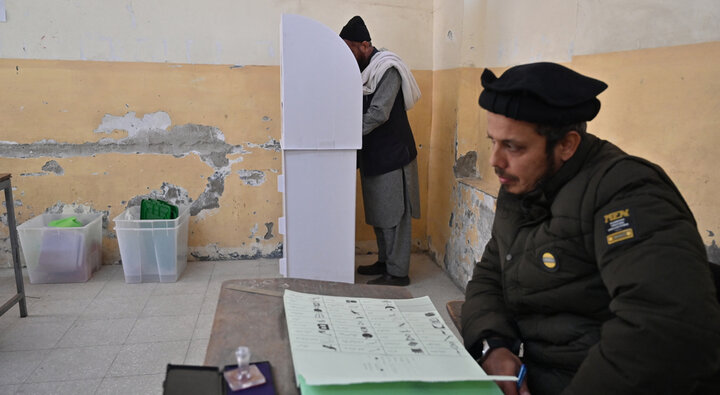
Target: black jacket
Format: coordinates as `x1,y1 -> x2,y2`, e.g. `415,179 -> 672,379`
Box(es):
462,133 -> 720,394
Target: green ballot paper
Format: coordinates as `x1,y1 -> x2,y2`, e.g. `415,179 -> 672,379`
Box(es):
140,199 -> 179,220
48,216 -> 84,227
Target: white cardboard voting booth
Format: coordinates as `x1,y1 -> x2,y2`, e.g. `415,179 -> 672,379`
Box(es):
278,14 -> 362,283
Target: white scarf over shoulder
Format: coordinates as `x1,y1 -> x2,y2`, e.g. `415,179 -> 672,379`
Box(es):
361,50 -> 421,110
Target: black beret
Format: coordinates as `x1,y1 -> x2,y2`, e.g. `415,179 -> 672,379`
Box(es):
340,16 -> 371,43
478,62 -> 608,125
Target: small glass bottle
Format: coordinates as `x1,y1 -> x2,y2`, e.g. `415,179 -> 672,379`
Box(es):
235,346 -> 251,381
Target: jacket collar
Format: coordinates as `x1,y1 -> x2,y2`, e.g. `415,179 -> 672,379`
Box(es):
540,133 -> 599,202
499,133 -> 600,220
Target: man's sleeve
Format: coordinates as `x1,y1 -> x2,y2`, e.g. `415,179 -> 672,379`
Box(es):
462,235 -> 519,359
362,67 -> 401,135
563,159 -> 720,394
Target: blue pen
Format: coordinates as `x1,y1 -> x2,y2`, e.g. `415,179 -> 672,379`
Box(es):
517,364 -> 527,390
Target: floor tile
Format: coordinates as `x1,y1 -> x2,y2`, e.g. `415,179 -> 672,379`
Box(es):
24,297 -> 91,317
192,314 -> 214,340
199,292 -> 219,316
87,265 -> 123,282
185,338 -> 209,365
0,305 -> 23,333
56,318 -> 136,348
256,259 -> 281,278
125,315 -> 197,344
140,293 -> 204,317
80,295 -> 149,319
0,253 -> 466,393
95,374 -> 164,395
204,280 -> 223,300
151,279 -> 209,296
26,345 -> 121,382
0,316 -> 75,351
95,281 -> 157,299
210,261 -> 261,280
109,341 -> 188,377
0,350 -> 46,385
181,262 -> 215,279
22,282 -> 105,301
15,379 -> 101,395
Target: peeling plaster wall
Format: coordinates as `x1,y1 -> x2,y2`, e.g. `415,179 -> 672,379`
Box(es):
2,1 -> 719,278
0,61 -> 431,267
443,181 -> 495,288
0,1 -> 435,268
0,60 -> 285,265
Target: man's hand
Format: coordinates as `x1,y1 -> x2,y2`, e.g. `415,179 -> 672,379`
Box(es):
481,347 -> 531,395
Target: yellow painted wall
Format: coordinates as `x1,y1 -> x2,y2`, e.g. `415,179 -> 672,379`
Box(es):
2,43 -> 718,271
429,41 -> 720,276
0,59 -> 432,265
0,59 -> 284,263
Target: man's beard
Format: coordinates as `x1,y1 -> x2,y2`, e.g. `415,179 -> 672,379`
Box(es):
497,150 -> 556,196
358,56 -> 370,71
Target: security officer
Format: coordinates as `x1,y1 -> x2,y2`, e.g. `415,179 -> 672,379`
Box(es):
461,62 -> 720,395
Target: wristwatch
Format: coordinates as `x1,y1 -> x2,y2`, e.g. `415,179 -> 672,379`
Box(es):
478,337 -> 524,363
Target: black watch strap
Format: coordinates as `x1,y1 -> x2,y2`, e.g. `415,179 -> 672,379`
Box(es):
470,337 -> 523,363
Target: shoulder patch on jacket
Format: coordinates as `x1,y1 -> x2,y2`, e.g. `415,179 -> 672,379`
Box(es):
604,208 -> 635,245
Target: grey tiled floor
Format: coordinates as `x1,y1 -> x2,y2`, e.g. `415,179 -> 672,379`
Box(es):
0,253 -> 464,395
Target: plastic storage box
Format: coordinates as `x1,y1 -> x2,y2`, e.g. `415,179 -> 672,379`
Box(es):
17,213 -> 103,284
114,205 -> 189,283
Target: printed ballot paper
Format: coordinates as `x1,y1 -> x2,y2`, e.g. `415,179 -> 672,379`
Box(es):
283,290 -> 516,388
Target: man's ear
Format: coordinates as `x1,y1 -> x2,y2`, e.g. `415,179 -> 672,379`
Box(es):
557,131 -> 581,161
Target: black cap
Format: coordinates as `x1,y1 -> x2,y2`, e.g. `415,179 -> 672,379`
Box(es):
340,16 -> 371,42
478,62 -> 608,125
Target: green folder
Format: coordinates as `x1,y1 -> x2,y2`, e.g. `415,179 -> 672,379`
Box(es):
298,376 -> 503,395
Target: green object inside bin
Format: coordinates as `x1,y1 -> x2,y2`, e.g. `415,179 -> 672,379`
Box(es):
48,216 -> 84,227
140,199 -> 179,220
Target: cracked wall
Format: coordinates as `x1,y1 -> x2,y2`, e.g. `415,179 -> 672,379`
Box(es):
0,59 -> 284,265
0,57 -> 432,268
442,181 -> 495,289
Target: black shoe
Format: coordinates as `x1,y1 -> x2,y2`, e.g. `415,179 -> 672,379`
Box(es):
357,261 -> 386,275
367,273 -> 410,286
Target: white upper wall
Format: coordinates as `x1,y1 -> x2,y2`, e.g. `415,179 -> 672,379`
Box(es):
434,0 -> 720,70
2,0 -> 718,70
0,0 -> 434,69
575,0 -> 720,56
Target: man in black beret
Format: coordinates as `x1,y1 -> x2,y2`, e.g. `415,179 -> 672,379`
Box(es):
461,62 -> 720,394
340,16 -> 421,286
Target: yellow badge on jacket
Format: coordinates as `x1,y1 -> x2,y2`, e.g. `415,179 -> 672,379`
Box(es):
541,252 -> 558,271
604,208 -> 635,245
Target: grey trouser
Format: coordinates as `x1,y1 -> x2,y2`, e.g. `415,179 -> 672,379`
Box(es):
373,191 -> 412,277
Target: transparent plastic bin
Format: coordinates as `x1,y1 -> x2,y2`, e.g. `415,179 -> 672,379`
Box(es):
17,213 -> 103,284
113,205 -> 189,283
